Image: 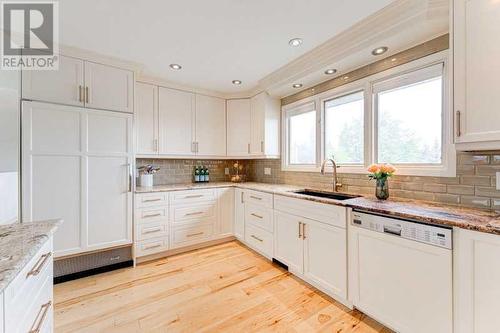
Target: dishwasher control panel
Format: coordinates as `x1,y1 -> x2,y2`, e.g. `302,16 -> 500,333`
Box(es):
352,211 -> 452,249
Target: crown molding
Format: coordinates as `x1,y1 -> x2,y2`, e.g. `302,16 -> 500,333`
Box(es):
258,0 -> 448,94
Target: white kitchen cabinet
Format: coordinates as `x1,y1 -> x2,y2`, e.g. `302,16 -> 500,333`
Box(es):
22,54 -> 84,107
84,61 -> 134,113
454,0 -> 500,149
217,187 -> 234,237
195,94 -> 226,156
274,211 -> 304,274
454,228 -> 500,333
22,56 -> 134,113
22,101 -> 133,257
158,87 -> 196,156
227,99 -> 251,156
234,188 -> 245,240
250,92 -> 280,158
0,292 -> 3,333
135,82 -> 158,155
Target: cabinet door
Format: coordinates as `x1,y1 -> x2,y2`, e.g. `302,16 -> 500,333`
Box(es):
86,110 -> 133,250
217,188 -> 234,237
195,94 -> 226,156
274,211 -> 303,274
158,87 -> 195,156
227,99 -> 251,156
250,93 -> 265,155
304,219 -> 347,299
84,61 -> 134,113
135,82 -> 158,155
22,55 -> 84,107
454,0 -> 500,144
234,189 -> 245,240
454,228 -> 500,333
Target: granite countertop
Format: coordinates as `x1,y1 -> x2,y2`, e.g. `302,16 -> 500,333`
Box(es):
136,182 -> 500,235
0,220 -> 61,292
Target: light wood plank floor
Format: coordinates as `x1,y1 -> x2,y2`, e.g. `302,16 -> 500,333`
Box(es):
54,241 -> 392,333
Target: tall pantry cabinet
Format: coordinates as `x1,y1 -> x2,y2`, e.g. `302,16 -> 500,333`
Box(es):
21,55 -> 134,257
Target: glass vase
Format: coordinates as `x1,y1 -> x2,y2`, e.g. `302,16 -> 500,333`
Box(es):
375,178 -> 389,200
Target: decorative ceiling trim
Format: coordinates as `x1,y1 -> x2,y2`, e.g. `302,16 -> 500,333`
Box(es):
281,34 -> 449,106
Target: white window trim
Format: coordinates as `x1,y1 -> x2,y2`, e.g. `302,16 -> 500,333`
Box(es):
281,50 -> 456,177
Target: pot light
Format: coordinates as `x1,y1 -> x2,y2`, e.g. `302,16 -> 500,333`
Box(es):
232,80 -> 242,85
169,63 -> 182,70
324,69 -> 337,75
292,83 -> 303,88
288,38 -> 303,47
371,46 -> 388,56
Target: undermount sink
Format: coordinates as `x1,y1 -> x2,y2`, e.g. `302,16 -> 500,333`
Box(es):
293,189 -> 360,201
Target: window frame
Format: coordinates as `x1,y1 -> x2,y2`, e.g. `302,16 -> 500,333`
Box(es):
281,51 -> 456,177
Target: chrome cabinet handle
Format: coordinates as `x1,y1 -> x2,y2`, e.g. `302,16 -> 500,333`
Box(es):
187,232 -> 204,238
456,110 -> 461,137
29,300 -> 52,333
261,141 -> 264,153
143,198 -> 162,202
26,252 -> 52,278
125,163 -> 132,192
250,196 -> 262,200
298,222 -> 302,239
251,235 -> 263,242
143,243 -> 162,250
185,211 -> 204,216
301,223 -> 306,240
185,194 -> 204,199
78,85 -> 83,102
241,191 -> 244,204
85,86 -> 89,103
247,143 -> 250,154
250,213 -> 263,219
143,213 -> 162,218
143,227 -> 162,234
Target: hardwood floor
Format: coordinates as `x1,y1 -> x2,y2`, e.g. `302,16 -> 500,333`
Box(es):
54,241 -> 392,333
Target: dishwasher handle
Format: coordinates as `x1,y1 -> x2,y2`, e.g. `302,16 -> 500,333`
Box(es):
383,225 -> 402,236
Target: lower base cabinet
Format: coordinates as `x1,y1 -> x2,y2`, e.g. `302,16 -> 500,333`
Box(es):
454,228 -> 500,333
234,189 -> 245,240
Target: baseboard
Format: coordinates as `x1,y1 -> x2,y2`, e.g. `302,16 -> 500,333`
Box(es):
54,260 -> 133,284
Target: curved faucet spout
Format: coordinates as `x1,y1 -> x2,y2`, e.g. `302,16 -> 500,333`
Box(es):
320,157 -> 342,192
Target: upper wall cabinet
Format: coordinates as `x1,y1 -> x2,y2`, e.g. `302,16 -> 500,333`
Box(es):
454,0 -> 500,150
135,82 -> 158,155
195,94 -> 226,156
22,55 -> 134,113
227,99 -> 251,156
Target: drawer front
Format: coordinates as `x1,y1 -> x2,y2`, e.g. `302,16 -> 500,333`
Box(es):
136,220 -> 168,241
170,189 -> 217,205
245,203 -> 273,232
14,274 -> 53,333
136,206 -> 168,224
172,203 -> 216,223
172,224 -> 213,247
245,224 -> 273,258
274,195 -> 347,229
5,238 -> 53,322
136,192 -> 169,208
135,237 -> 169,257
243,189 -> 273,208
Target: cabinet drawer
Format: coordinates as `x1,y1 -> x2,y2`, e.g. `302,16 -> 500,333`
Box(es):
274,195 -> 346,229
136,192 -> 169,208
170,189 -> 217,205
135,206 -> 168,224
172,224 -> 213,247
135,237 -> 169,257
172,203 -> 216,223
243,189 -> 273,208
136,221 -> 168,241
245,203 -> 273,232
245,224 -> 273,258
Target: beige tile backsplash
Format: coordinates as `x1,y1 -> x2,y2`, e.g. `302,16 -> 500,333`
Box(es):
138,151 -> 500,210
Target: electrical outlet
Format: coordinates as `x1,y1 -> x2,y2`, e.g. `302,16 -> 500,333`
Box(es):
224,168 -> 229,175
496,172 -> 500,190
264,167 -> 272,175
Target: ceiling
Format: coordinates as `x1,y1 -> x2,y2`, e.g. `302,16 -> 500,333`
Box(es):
59,0 -> 395,95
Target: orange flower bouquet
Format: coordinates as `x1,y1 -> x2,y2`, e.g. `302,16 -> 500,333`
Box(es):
367,164 -> 396,200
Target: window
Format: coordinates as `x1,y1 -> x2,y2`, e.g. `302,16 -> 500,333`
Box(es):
324,91 -> 364,164
374,64 -> 443,164
286,102 -> 316,165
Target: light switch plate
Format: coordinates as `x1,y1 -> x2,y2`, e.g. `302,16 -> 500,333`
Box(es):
497,172 -> 500,190
224,168 -> 229,175
264,167 -> 272,175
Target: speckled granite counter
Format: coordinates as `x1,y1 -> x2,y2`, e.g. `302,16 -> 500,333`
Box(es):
0,220 -> 61,292
136,182 -> 500,235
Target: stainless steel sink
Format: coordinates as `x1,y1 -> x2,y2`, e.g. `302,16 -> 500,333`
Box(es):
293,189 -> 360,201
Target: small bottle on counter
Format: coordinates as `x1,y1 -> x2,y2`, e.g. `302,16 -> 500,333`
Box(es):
200,166 -> 206,182
194,166 -> 200,182
205,167 -> 210,182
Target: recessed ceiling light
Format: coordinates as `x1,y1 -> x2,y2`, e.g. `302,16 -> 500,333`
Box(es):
324,69 -> 337,75
292,83 -> 303,88
169,63 -> 182,70
371,46 -> 388,56
232,80 -> 242,85
288,38 -> 303,47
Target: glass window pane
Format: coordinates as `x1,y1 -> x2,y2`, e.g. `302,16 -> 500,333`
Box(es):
324,91 -> 364,164
377,76 -> 442,164
289,110 -> 316,164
